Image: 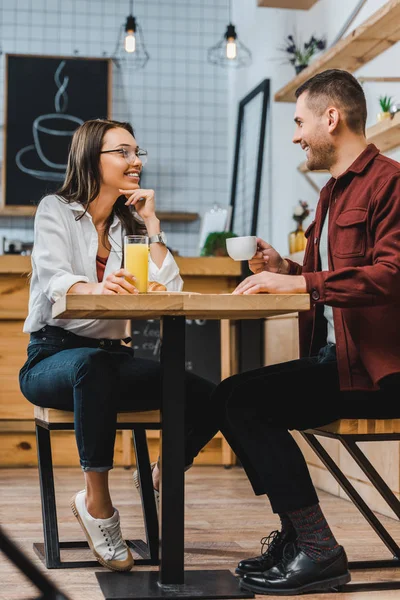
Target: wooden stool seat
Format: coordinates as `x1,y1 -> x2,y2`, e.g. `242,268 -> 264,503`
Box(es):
313,418 -> 400,435
301,418 -> 400,593
33,405 -> 160,569
34,406 -> 161,425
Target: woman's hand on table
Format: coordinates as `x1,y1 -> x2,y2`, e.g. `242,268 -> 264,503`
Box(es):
249,238 -> 289,275
68,269 -> 139,295
233,272 -> 306,295
95,269 -> 139,295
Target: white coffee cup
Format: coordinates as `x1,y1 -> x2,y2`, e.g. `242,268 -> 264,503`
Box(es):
226,235 -> 257,261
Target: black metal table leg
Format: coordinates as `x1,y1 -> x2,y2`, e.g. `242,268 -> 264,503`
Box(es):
96,315 -> 253,599
159,315 -> 186,584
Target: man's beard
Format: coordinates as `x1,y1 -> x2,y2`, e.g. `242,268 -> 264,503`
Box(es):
306,138 -> 336,172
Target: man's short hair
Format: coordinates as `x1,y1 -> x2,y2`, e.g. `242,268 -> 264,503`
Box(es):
295,69 -> 367,134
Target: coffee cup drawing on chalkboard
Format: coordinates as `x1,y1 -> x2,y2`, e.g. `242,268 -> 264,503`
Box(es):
15,61 -> 83,181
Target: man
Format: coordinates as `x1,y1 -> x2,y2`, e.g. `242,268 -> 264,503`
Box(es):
213,69 -> 400,595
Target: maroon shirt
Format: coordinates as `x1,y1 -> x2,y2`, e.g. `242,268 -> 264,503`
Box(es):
286,144 -> 400,391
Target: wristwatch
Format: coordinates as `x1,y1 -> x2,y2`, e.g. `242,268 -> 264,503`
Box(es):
148,231 -> 167,245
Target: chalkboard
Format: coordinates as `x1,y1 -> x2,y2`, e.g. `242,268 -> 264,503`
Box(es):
3,54 -> 111,211
131,319 -> 221,384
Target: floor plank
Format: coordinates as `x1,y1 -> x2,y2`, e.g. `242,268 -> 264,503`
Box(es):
1,466 -> 400,599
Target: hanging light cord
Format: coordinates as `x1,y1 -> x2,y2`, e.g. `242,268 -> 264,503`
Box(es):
228,0 -> 232,24
130,0 -> 134,15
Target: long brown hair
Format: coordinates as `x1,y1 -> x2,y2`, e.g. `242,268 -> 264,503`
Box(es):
56,118 -> 146,248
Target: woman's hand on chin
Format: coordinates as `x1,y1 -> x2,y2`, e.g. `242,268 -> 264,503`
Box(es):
119,188 -> 156,221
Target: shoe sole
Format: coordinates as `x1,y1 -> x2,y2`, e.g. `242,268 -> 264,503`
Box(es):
70,495 -> 134,572
235,567 -> 263,576
239,572 -> 351,595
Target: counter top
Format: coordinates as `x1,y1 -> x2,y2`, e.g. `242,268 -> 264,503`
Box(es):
0,255 -> 32,274
0,255 -> 241,276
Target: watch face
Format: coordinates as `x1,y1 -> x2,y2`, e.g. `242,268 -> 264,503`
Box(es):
160,231 -> 167,245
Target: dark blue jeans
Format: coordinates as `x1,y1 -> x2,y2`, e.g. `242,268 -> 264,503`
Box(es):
19,325 -> 217,472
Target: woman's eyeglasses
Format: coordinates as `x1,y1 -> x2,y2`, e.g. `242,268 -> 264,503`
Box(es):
100,147 -> 148,166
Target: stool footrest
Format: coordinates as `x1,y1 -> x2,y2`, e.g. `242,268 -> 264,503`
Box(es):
349,558 -> 400,570
33,539 -> 157,569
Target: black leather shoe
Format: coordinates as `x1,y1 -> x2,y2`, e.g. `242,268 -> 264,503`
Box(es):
240,543 -> 351,595
235,528 -> 297,576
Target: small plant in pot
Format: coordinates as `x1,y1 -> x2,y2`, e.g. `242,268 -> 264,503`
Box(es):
377,95 -> 394,122
280,34 -> 326,75
201,231 -> 237,257
288,200 -> 313,254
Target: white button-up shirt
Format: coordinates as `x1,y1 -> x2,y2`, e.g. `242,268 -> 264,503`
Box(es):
23,194 -> 183,339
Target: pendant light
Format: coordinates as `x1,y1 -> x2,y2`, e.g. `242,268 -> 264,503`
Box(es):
113,0 -> 150,70
207,0 -> 251,69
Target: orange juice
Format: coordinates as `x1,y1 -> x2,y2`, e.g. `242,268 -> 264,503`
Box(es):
124,240 -> 149,293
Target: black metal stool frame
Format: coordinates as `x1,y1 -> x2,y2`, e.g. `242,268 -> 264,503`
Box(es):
34,417 -> 160,569
301,428 -> 400,592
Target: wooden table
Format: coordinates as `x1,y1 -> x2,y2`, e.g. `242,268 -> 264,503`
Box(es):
0,255 -> 242,470
52,292 -> 310,600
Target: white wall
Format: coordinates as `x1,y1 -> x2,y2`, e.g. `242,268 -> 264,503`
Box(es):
0,0 -> 230,257
230,0 -> 400,256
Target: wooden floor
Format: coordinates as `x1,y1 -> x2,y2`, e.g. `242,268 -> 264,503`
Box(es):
1,466 -> 400,600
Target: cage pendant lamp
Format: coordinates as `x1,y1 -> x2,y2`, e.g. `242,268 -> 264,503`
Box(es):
113,0 -> 149,70
207,0 -> 251,69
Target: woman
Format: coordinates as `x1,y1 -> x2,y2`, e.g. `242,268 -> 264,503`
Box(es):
19,119 -> 218,572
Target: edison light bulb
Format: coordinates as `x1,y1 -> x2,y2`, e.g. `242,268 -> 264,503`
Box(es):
226,37 -> 237,59
125,31 -> 136,53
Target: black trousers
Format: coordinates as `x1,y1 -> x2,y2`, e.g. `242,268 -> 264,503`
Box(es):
215,344 -> 400,514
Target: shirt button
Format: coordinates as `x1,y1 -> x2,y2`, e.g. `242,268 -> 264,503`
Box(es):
311,289 -> 320,301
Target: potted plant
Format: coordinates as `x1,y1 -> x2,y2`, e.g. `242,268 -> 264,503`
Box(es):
280,34 -> 326,75
288,200 -> 313,254
377,95 -> 394,122
200,231 -> 237,257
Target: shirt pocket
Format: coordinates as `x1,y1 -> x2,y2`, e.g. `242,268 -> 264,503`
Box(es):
333,208 -> 367,258
303,220 -> 316,264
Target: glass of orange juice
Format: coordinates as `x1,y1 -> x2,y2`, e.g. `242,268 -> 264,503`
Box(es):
124,235 -> 149,293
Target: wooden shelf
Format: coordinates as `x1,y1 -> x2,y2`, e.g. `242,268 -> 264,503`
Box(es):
364,111 -> 400,154
258,0 -> 318,8
0,206 -> 199,222
298,111 -> 400,174
159,211 -> 199,222
275,0 -> 400,103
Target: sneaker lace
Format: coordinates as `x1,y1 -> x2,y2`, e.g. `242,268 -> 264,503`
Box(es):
98,520 -> 125,558
260,530 -> 281,558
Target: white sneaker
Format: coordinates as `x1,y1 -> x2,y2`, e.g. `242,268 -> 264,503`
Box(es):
133,462 -> 160,514
70,490 -> 134,571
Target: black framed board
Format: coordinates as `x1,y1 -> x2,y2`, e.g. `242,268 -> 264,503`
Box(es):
230,79 -> 270,237
2,54 -> 112,213
131,319 -> 221,385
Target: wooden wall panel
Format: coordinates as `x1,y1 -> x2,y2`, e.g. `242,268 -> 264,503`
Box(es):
0,321 -> 32,419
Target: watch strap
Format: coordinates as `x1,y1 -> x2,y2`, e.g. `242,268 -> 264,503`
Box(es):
148,232 -> 165,244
